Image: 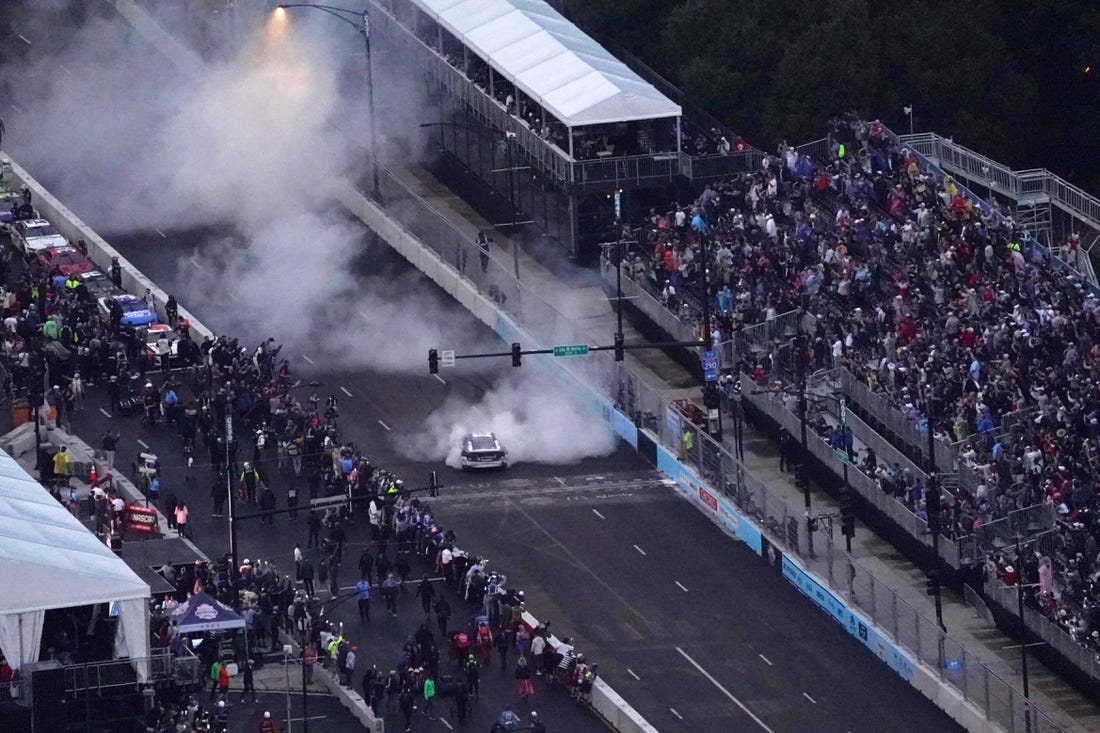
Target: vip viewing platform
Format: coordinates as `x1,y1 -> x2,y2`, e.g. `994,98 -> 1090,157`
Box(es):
371,0 -> 761,191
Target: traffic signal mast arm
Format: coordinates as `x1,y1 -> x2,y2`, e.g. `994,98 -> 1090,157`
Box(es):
428,337 -> 711,373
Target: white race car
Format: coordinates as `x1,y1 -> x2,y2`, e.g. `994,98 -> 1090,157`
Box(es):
460,432 -> 508,469
11,218 -> 67,255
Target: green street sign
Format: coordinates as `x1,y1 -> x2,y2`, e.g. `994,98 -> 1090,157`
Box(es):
835,449 -> 849,465
553,344 -> 590,357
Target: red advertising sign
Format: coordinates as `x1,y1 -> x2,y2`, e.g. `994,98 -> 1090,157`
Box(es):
124,504 -> 157,533
698,485 -> 718,512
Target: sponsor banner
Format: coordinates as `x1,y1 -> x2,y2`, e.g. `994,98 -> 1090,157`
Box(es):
675,466 -> 762,554
781,555 -> 914,683
124,503 -> 157,534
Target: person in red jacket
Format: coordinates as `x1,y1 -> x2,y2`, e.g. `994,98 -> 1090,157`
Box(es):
259,710 -> 278,733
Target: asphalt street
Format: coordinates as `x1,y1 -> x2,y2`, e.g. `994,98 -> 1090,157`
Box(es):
4,4 -> 965,732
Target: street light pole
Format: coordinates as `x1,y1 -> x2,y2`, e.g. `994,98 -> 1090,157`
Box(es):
277,5 -> 380,200
926,390 -> 946,631
1015,533 -> 1032,733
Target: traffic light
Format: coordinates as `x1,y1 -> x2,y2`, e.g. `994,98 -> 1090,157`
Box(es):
924,484 -> 942,533
614,332 -> 624,362
925,570 -> 941,596
511,342 -> 522,367
428,348 -> 439,374
842,513 -> 855,538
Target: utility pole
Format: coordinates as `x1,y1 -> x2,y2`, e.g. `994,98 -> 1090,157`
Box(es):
924,390 -> 946,632
1015,532 -> 1032,733
794,320 -> 813,557
225,413 -> 239,602
837,393 -> 855,552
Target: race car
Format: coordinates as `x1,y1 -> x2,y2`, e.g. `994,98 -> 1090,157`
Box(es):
142,323 -> 180,362
38,246 -> 92,276
460,432 -> 508,469
11,218 -> 67,255
98,293 -> 157,327
76,270 -> 123,303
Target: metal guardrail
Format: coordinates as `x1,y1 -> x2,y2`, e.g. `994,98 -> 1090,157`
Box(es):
984,579 -> 1100,691
600,257 -> 700,343
62,649 -> 194,694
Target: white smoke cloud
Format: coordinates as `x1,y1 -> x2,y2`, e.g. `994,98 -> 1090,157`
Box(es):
1,2 -> 620,464
405,375 -> 619,467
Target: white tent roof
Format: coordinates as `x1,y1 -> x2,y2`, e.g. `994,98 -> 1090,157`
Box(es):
411,0 -> 681,128
0,449 -> 149,615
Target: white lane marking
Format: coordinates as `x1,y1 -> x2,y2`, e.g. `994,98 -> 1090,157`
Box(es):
377,420 -> 391,432
137,439 -> 150,449
803,692 -> 817,704
669,708 -> 683,720
758,654 -> 773,666
676,647 -> 775,733
633,544 -> 647,557
591,509 -> 605,520
301,355 -> 314,364
627,668 -> 640,681
10,103 -> 23,114
59,63 -> 73,76
99,408 -> 112,418
358,309 -> 370,320
554,476 -> 566,486
340,386 -> 353,397
154,227 -> 166,238
18,34 -> 31,45
439,719 -> 453,730
189,257 -> 205,272
433,374 -> 446,384
674,580 -> 689,592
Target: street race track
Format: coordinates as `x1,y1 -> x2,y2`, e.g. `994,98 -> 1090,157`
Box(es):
439,475 -> 966,733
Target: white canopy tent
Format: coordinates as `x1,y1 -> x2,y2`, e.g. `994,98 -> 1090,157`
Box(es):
410,0 -> 682,128
0,449 -> 151,681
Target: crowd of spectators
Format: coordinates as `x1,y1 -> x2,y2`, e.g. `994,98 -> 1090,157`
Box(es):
622,111 -> 1100,658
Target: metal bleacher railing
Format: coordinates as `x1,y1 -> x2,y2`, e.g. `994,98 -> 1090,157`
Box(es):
899,132 -> 1100,284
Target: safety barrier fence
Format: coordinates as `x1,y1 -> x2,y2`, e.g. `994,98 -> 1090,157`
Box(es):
63,649 -> 199,695
616,367 -> 1065,732
599,255 -> 701,344
983,579 -> 1100,691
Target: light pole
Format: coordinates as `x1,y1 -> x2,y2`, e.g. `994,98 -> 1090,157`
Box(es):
277,4 -> 381,200
903,105 -> 914,136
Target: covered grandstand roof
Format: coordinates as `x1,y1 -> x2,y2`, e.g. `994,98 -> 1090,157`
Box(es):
410,0 -> 682,127
0,449 -> 149,615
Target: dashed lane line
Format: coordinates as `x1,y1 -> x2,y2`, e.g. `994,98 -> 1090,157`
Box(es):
633,544 -> 647,556
99,408 -> 112,418
433,374 -> 446,385
136,439 -> 150,449
154,227 -> 167,238
669,709 -> 683,720
674,580 -> 689,592
18,34 -> 32,45
759,654 -> 773,666
377,420 -> 391,432
591,509 -> 605,520
340,386 -> 353,397
676,647 -> 775,733
803,692 -> 817,704
301,355 -> 314,364
627,669 -> 640,681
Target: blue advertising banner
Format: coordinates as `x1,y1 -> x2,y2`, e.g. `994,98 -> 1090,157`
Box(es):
781,556 -> 915,683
